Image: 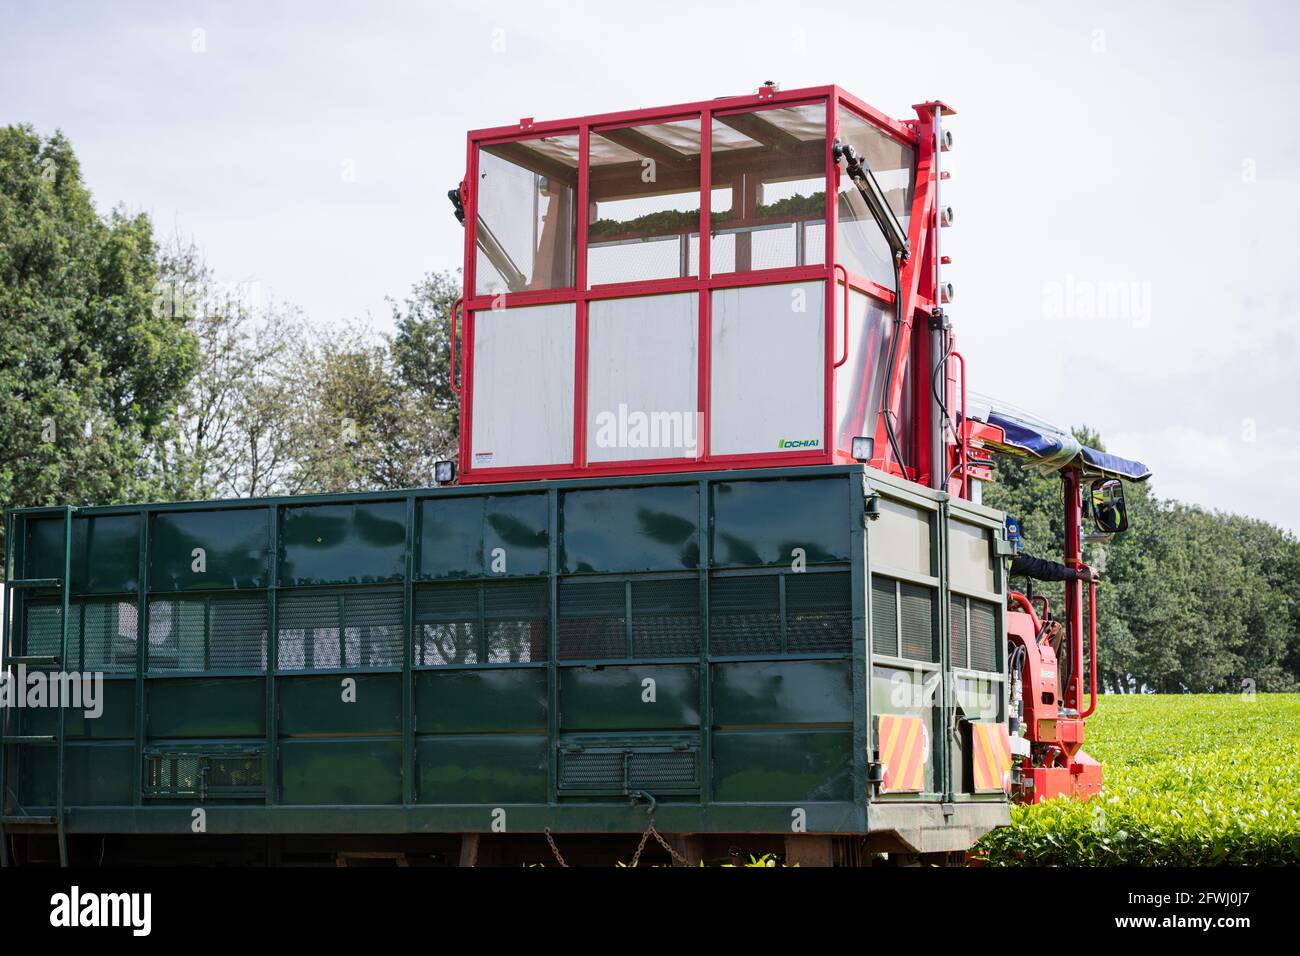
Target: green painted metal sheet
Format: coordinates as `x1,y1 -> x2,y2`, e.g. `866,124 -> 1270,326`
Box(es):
20,742 -> 135,807
20,679 -> 135,739
280,501 -> 406,586
418,493 -> 548,579
416,734 -> 548,803
149,509 -> 269,591
279,738 -> 402,804
560,485 -> 699,572
277,674 -> 401,735
146,678 -> 266,738
711,730 -> 853,802
414,667 -> 547,733
25,514 -> 140,594
711,477 -> 851,567
559,664 -> 699,730
712,660 -> 852,727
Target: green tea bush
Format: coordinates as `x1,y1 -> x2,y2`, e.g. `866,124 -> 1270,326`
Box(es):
976,694 -> 1300,866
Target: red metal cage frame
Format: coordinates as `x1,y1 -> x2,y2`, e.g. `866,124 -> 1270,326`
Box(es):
453,84 -> 951,488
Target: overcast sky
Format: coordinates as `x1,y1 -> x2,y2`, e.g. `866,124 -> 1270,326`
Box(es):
3,0 -> 1297,530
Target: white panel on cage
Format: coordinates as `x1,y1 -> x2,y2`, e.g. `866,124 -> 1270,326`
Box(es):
470,302 -> 576,469
709,281 -> 825,457
834,286 -> 894,456
587,292 -> 700,463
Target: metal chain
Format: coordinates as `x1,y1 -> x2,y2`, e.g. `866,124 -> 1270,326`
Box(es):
543,827 -> 568,868
630,822 -> 690,867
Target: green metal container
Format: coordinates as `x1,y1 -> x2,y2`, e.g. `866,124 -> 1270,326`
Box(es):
1,464 -> 1009,856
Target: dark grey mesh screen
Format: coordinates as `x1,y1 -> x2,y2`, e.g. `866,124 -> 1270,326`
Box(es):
558,579 -> 626,660
277,590 -> 398,670
485,581 -> 548,663
208,596 -> 268,670
950,596 -> 968,669
147,599 -> 202,671
277,591 -> 339,669
342,589 -> 403,668
709,575 -> 780,656
871,577 -> 898,657
969,599 -> 999,672
628,750 -> 697,789
899,583 -> 935,662
631,578 -> 700,658
786,572 -> 851,652
22,601 -> 137,671
558,751 -> 623,791
148,596 -> 265,672
145,749 -> 264,797
414,584 -> 480,665
23,602 -> 65,661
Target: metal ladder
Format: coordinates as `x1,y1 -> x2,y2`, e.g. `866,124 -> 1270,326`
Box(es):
0,505 -> 75,866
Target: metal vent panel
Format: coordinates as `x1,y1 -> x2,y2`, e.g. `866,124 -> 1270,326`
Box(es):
969,599 -> 999,673
871,577 -> 898,658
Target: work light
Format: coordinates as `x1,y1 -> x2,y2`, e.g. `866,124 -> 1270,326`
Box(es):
434,460 -> 456,485
851,436 -> 875,462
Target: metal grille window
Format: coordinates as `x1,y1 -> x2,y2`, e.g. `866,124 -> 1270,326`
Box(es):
948,595 -> 1000,672
277,589 -> 402,671
710,576 -> 781,656
786,572 -> 851,652
870,577 -> 898,657
557,739 -> 700,795
415,581 -> 547,666
710,571 -> 850,657
558,579 -> 628,660
870,576 -> 937,663
899,583 -> 936,662
949,596 -> 969,669
24,600 -> 138,673
148,595 -> 266,672
559,576 -> 704,661
969,599 -> 999,672
144,747 -> 265,799
631,579 -> 701,658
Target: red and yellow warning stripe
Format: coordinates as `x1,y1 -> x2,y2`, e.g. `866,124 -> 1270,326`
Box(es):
877,714 -> 927,793
970,721 -> 1011,793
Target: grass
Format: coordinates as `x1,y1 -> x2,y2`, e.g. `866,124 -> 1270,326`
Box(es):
975,693 -> 1300,866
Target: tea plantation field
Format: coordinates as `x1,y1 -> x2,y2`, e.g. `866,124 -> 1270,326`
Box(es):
976,693 -> 1300,865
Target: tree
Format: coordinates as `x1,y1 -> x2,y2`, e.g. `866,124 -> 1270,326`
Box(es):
150,239 -> 304,500
388,270 -> 461,434
0,125 -> 197,549
288,321 -> 455,494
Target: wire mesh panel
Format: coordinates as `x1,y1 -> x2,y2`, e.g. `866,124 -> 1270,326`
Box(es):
870,577 -> 898,658
277,590 -> 400,671
485,582 -> 548,663
144,747 -> 265,798
558,579 -> 626,660
709,575 -> 781,656
414,584 -> 480,665
415,581 -> 548,665
630,578 -> 700,658
209,596 -> 269,670
557,743 -> 699,795
23,601 -> 73,663
627,750 -> 697,790
342,589 -> 403,668
950,596 -> 969,669
969,599 -> 999,673
147,595 -> 266,672
80,600 -> 138,674
147,599 -> 203,671
899,583 -> 936,663
785,572 -> 851,653
558,751 -> 624,791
